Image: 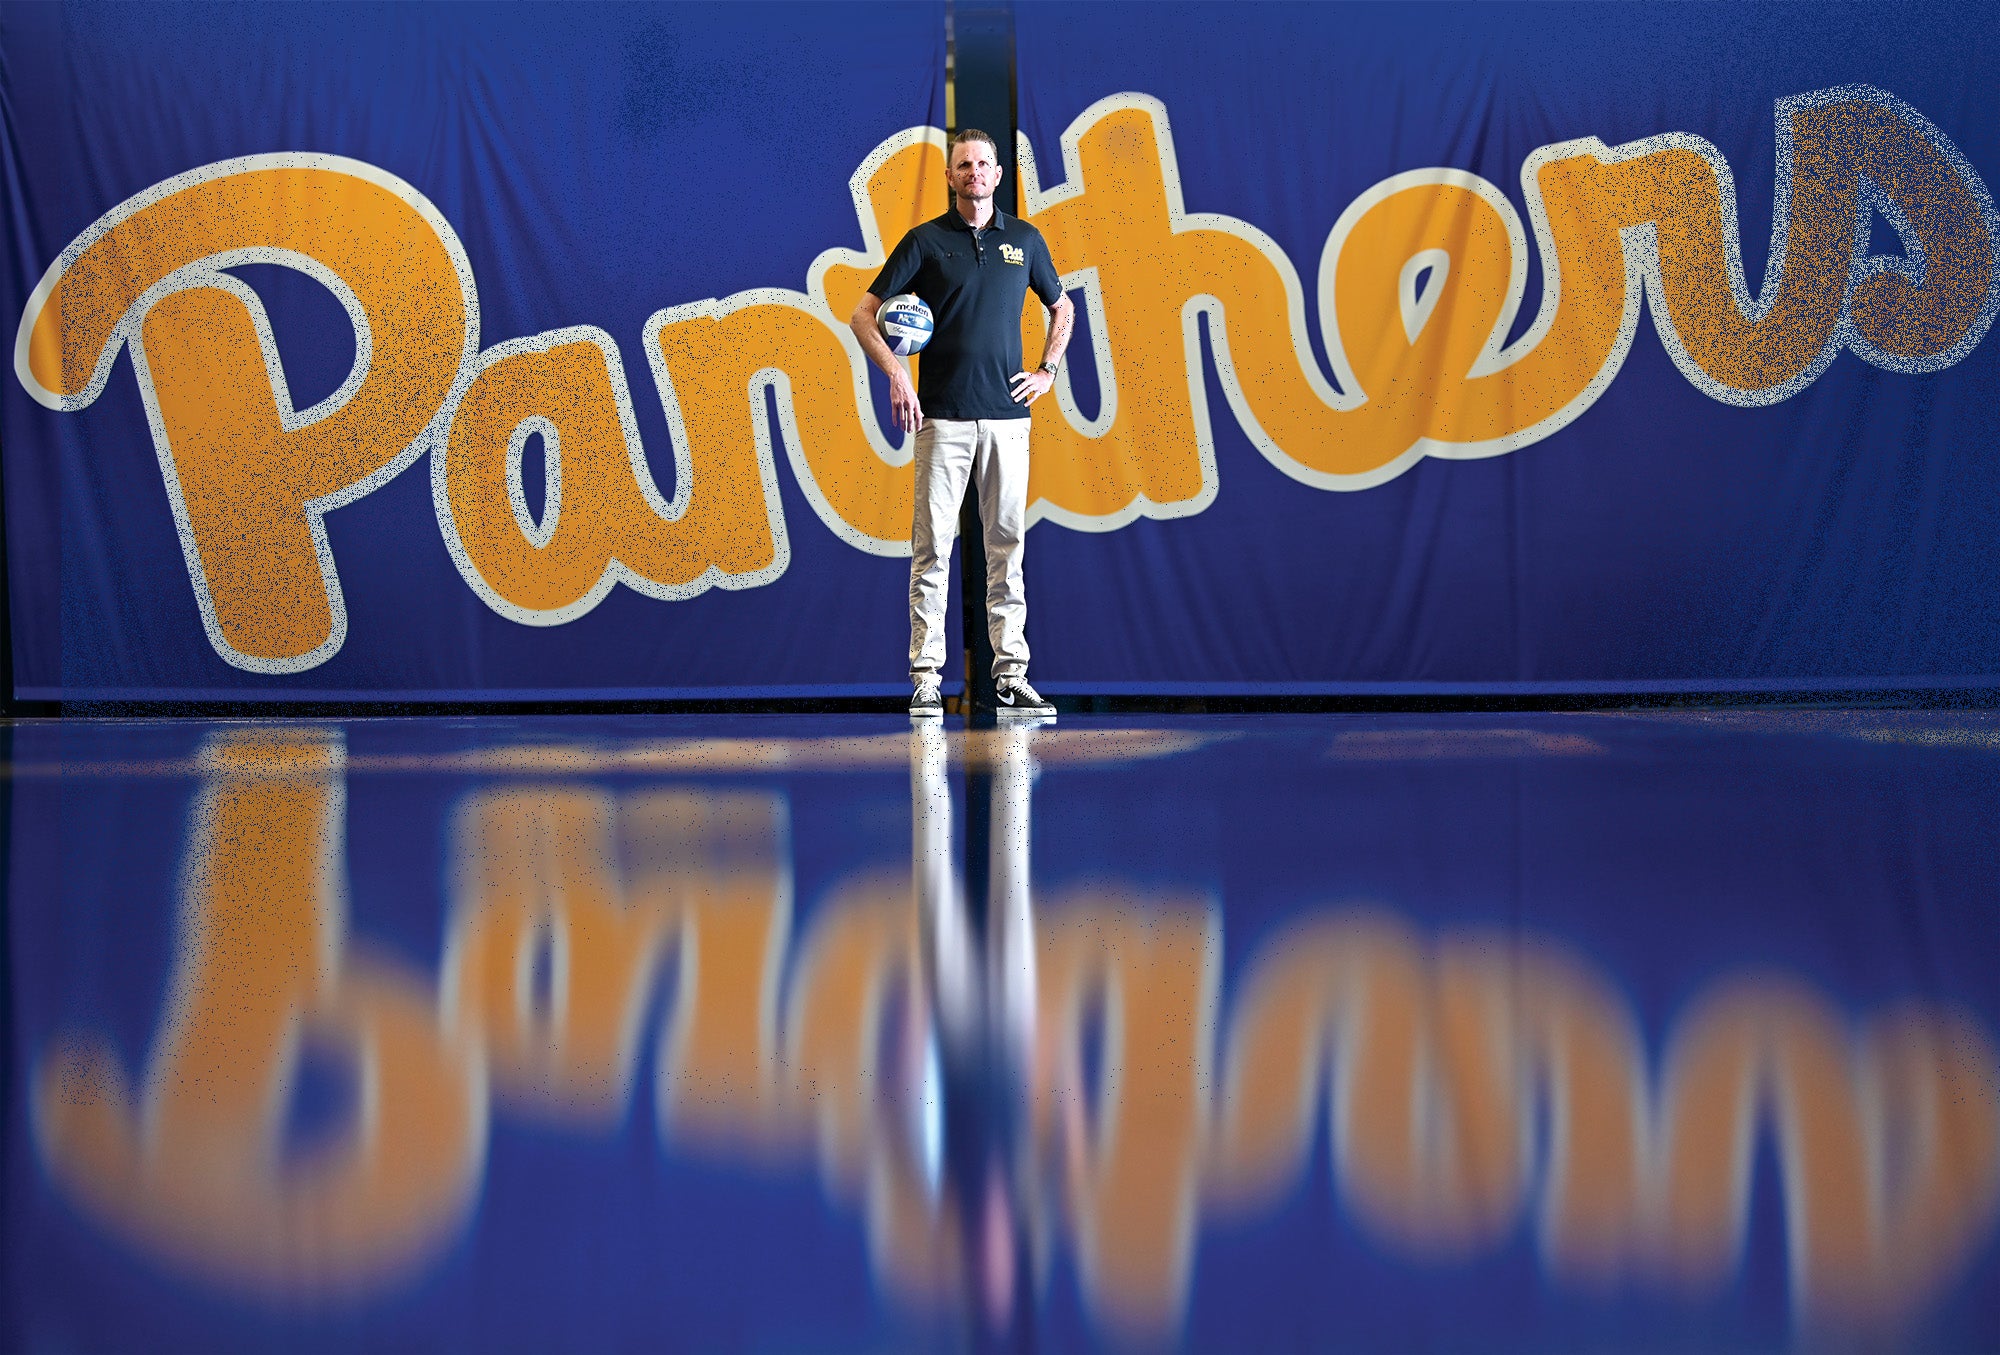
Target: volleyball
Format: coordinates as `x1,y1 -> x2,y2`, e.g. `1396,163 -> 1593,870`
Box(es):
878,293 -> 934,356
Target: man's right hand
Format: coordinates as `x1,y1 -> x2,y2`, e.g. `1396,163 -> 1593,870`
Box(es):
851,293 -> 924,434
891,371 -> 923,433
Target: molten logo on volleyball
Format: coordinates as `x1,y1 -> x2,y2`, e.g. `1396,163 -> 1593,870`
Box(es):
878,293 -> 933,355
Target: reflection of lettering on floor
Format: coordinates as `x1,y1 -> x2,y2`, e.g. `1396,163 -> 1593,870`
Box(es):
31,729 -> 2000,1342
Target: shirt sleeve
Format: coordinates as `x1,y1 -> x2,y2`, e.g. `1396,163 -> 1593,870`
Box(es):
1028,233 -> 1064,307
868,230 -> 924,300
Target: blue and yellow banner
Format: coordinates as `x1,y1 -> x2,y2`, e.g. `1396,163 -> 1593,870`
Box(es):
3,3 -> 948,699
6,3 -> 2000,697
1014,2 -> 2000,694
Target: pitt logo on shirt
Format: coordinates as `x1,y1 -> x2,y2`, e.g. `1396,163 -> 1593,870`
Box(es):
999,242 -> 1025,265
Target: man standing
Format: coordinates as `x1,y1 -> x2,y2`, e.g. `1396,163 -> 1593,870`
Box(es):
851,129 -> 1074,719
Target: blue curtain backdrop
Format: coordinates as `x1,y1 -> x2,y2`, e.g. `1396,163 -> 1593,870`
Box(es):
9,2 -> 2000,700
1,2 -> 948,700
1014,2 -> 2000,695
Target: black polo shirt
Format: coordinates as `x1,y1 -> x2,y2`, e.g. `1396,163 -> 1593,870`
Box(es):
869,207 -> 1064,420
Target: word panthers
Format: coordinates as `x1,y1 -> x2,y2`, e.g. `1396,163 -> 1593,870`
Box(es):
16,88 -> 1996,672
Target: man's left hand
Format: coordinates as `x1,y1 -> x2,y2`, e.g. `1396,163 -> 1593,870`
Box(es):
1010,369 -> 1057,404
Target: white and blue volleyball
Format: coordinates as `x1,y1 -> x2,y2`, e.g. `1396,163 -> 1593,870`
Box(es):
878,294 -> 934,356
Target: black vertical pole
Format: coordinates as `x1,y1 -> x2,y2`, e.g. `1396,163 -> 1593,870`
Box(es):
0,457 -> 14,718
945,26 -> 1008,1336
947,1 -> 1015,716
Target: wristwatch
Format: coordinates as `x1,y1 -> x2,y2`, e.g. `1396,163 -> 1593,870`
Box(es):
1039,359 -> 1059,375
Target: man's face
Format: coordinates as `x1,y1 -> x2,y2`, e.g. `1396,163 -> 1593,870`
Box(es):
950,139 -> 1001,204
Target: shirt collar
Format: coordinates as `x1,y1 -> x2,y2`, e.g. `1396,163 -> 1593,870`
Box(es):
945,207 -> 1009,233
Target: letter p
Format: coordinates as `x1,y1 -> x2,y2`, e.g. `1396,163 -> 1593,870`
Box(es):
14,156 -> 477,671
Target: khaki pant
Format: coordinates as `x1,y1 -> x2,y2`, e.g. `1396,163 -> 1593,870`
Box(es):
909,416 -> 1031,683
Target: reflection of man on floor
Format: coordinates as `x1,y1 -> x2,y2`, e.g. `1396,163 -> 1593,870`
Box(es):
910,722 -> 1045,1338
850,129 -> 1074,720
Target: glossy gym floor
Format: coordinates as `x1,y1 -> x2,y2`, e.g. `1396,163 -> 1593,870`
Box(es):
5,711 -> 1997,1351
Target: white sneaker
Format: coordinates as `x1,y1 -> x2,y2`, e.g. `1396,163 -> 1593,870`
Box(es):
993,676 -> 1055,717
910,675 -> 943,718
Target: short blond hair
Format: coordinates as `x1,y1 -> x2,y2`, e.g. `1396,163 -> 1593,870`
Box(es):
948,128 -> 998,165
